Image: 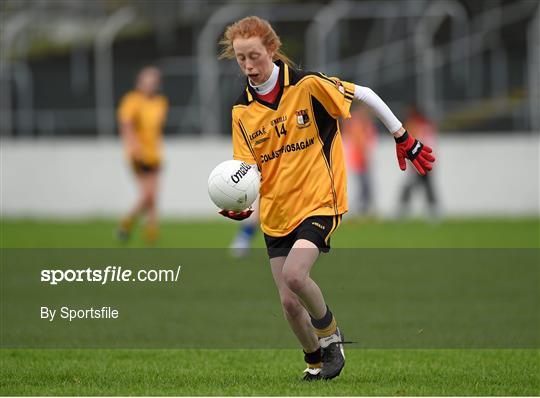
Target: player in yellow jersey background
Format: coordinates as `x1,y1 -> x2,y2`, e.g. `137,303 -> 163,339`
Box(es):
218,16 -> 435,381
116,66 -> 169,244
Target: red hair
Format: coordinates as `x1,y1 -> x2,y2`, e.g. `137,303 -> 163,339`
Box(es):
219,16 -> 295,67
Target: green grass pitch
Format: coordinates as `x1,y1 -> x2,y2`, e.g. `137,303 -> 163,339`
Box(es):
2,349 -> 538,395
1,217 -> 539,395
2,217 -> 538,248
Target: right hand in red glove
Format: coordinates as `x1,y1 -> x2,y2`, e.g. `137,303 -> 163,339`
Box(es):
395,130 -> 435,176
219,208 -> 253,221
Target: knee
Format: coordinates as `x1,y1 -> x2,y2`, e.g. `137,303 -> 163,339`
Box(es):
280,295 -> 303,318
282,268 -> 306,294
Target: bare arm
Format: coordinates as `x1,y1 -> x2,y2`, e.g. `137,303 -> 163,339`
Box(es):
119,121 -> 141,159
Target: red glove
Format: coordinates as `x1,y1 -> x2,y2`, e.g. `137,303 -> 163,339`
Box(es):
219,208 -> 253,221
395,131 -> 435,176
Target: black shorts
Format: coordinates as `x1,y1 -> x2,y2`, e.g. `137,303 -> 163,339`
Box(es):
131,160 -> 160,175
264,215 -> 342,259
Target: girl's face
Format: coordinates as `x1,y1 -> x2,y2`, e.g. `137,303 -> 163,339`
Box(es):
137,68 -> 161,96
233,36 -> 275,85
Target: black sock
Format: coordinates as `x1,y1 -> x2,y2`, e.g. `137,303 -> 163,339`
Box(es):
303,347 -> 322,366
310,305 -> 333,329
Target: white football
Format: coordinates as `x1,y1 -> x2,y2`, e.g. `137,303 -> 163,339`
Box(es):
208,160 -> 259,211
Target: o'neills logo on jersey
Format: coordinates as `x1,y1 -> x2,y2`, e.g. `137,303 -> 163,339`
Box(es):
260,137 -> 315,164
296,109 -> 311,128
271,115 -> 287,126
231,162 -> 252,184
311,221 -> 326,230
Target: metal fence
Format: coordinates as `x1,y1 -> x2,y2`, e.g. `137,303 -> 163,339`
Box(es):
1,0 -> 539,137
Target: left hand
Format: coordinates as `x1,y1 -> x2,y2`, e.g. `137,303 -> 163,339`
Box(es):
219,208 -> 254,221
395,130 -> 435,176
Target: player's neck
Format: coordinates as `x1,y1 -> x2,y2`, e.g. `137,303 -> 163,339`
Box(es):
138,90 -> 157,98
249,63 -> 279,95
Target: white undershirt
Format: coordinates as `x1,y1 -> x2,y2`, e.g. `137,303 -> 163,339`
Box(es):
353,85 -> 402,134
249,64 -> 280,95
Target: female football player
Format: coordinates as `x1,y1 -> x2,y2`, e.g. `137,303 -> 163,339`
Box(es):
218,16 -> 435,381
117,66 -> 168,244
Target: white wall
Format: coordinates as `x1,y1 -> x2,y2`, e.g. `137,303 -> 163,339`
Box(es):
1,134 -> 538,218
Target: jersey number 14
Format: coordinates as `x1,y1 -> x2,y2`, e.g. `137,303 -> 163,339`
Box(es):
275,124 -> 287,138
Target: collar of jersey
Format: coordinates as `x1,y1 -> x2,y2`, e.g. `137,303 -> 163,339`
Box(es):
249,63 -> 279,94
245,60 -> 290,111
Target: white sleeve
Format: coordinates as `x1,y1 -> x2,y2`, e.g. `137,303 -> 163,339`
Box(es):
354,85 -> 402,134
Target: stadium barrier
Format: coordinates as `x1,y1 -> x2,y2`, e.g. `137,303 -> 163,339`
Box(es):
2,133 -> 538,218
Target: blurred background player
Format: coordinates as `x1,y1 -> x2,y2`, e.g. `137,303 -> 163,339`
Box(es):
341,105 -> 378,218
398,105 -> 440,220
230,199 -> 260,258
116,66 -> 169,244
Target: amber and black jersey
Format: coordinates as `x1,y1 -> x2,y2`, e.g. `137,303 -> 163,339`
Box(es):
118,91 -> 168,166
232,60 -> 355,237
